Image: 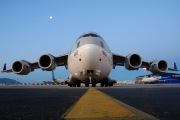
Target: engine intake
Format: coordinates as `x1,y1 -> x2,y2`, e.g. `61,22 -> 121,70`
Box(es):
12,60 -> 31,75
38,54 -> 56,71
149,60 -> 168,74
124,54 -> 142,70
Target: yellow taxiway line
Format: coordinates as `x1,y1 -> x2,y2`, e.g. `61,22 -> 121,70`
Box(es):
63,87 -> 158,119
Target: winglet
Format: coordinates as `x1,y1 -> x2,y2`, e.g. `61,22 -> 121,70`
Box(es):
174,62 -> 177,70
168,62 -> 179,71
1,63 -> 13,73
3,63 -> 6,71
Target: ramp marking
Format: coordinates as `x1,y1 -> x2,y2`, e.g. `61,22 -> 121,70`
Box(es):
63,87 -> 136,119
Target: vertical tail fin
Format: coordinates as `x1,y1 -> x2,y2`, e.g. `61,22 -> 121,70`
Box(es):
174,62 -> 177,70
43,81 -> 47,85
3,63 -> 6,71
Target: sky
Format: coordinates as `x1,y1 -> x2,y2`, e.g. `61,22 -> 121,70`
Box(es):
0,0 -> 180,83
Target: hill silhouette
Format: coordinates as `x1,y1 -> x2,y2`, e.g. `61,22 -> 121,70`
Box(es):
0,78 -> 22,84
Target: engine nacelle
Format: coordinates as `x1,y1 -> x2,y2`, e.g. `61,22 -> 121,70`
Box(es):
124,54 -> 142,70
12,60 -> 31,75
38,54 -> 56,71
149,60 -> 168,74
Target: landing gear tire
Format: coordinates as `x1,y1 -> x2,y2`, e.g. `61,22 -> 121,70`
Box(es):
105,83 -> 108,87
85,79 -> 89,87
68,83 -> 72,87
77,81 -> 81,87
92,79 -> 96,87
109,83 -> 113,87
101,82 -> 105,87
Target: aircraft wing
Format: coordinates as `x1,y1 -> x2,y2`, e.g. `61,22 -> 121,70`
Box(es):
112,53 -> 149,68
141,61 -> 179,71
140,61 -> 150,69
168,67 -> 179,71
2,63 -> 13,73
112,53 -> 125,67
2,68 -> 13,73
168,62 -> 179,71
2,54 -> 68,73
55,54 -> 68,67
112,53 -> 179,71
31,54 -> 68,70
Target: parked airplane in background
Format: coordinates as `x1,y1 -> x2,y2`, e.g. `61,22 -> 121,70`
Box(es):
141,76 -> 161,84
116,80 -> 135,85
136,63 -> 178,84
2,32 -> 179,87
43,71 -> 65,85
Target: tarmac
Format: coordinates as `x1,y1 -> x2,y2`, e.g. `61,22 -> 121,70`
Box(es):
0,84 -> 180,120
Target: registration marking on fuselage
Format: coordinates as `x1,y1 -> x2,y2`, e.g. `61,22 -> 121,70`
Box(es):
62,87 -> 158,119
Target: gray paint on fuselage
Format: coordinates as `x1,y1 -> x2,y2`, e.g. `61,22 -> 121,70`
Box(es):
70,32 -> 111,54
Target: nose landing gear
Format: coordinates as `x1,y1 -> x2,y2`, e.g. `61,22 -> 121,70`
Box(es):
85,78 -> 89,87
85,70 -> 96,87
91,79 -> 96,87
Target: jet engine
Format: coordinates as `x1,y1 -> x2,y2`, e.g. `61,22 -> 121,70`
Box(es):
38,54 -> 56,71
149,60 -> 168,74
124,54 -> 142,70
12,60 -> 31,75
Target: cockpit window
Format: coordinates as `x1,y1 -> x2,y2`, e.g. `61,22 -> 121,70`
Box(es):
75,32 -> 105,43
100,41 -> 104,48
82,33 -> 98,38
77,41 -> 80,48
90,34 -> 98,37
82,34 -> 91,37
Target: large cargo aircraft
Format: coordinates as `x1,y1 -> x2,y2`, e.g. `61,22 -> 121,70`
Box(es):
2,32 -> 178,87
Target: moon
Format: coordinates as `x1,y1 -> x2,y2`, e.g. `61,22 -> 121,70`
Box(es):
50,16 -> 52,20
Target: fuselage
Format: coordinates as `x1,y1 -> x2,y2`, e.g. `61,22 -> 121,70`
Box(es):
68,32 -> 113,83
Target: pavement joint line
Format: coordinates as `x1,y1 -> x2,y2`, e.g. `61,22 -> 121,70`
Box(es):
63,87 -> 140,119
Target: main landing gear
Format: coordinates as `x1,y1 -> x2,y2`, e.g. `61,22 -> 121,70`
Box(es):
100,81 -> 113,87
85,78 -> 96,87
85,78 -> 89,87
67,80 -> 81,87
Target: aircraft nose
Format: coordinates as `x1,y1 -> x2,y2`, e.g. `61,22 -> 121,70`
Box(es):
81,45 -> 100,70
83,47 -> 95,62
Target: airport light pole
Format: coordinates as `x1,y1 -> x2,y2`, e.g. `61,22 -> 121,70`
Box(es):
143,68 -> 147,77
16,75 -> 18,85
